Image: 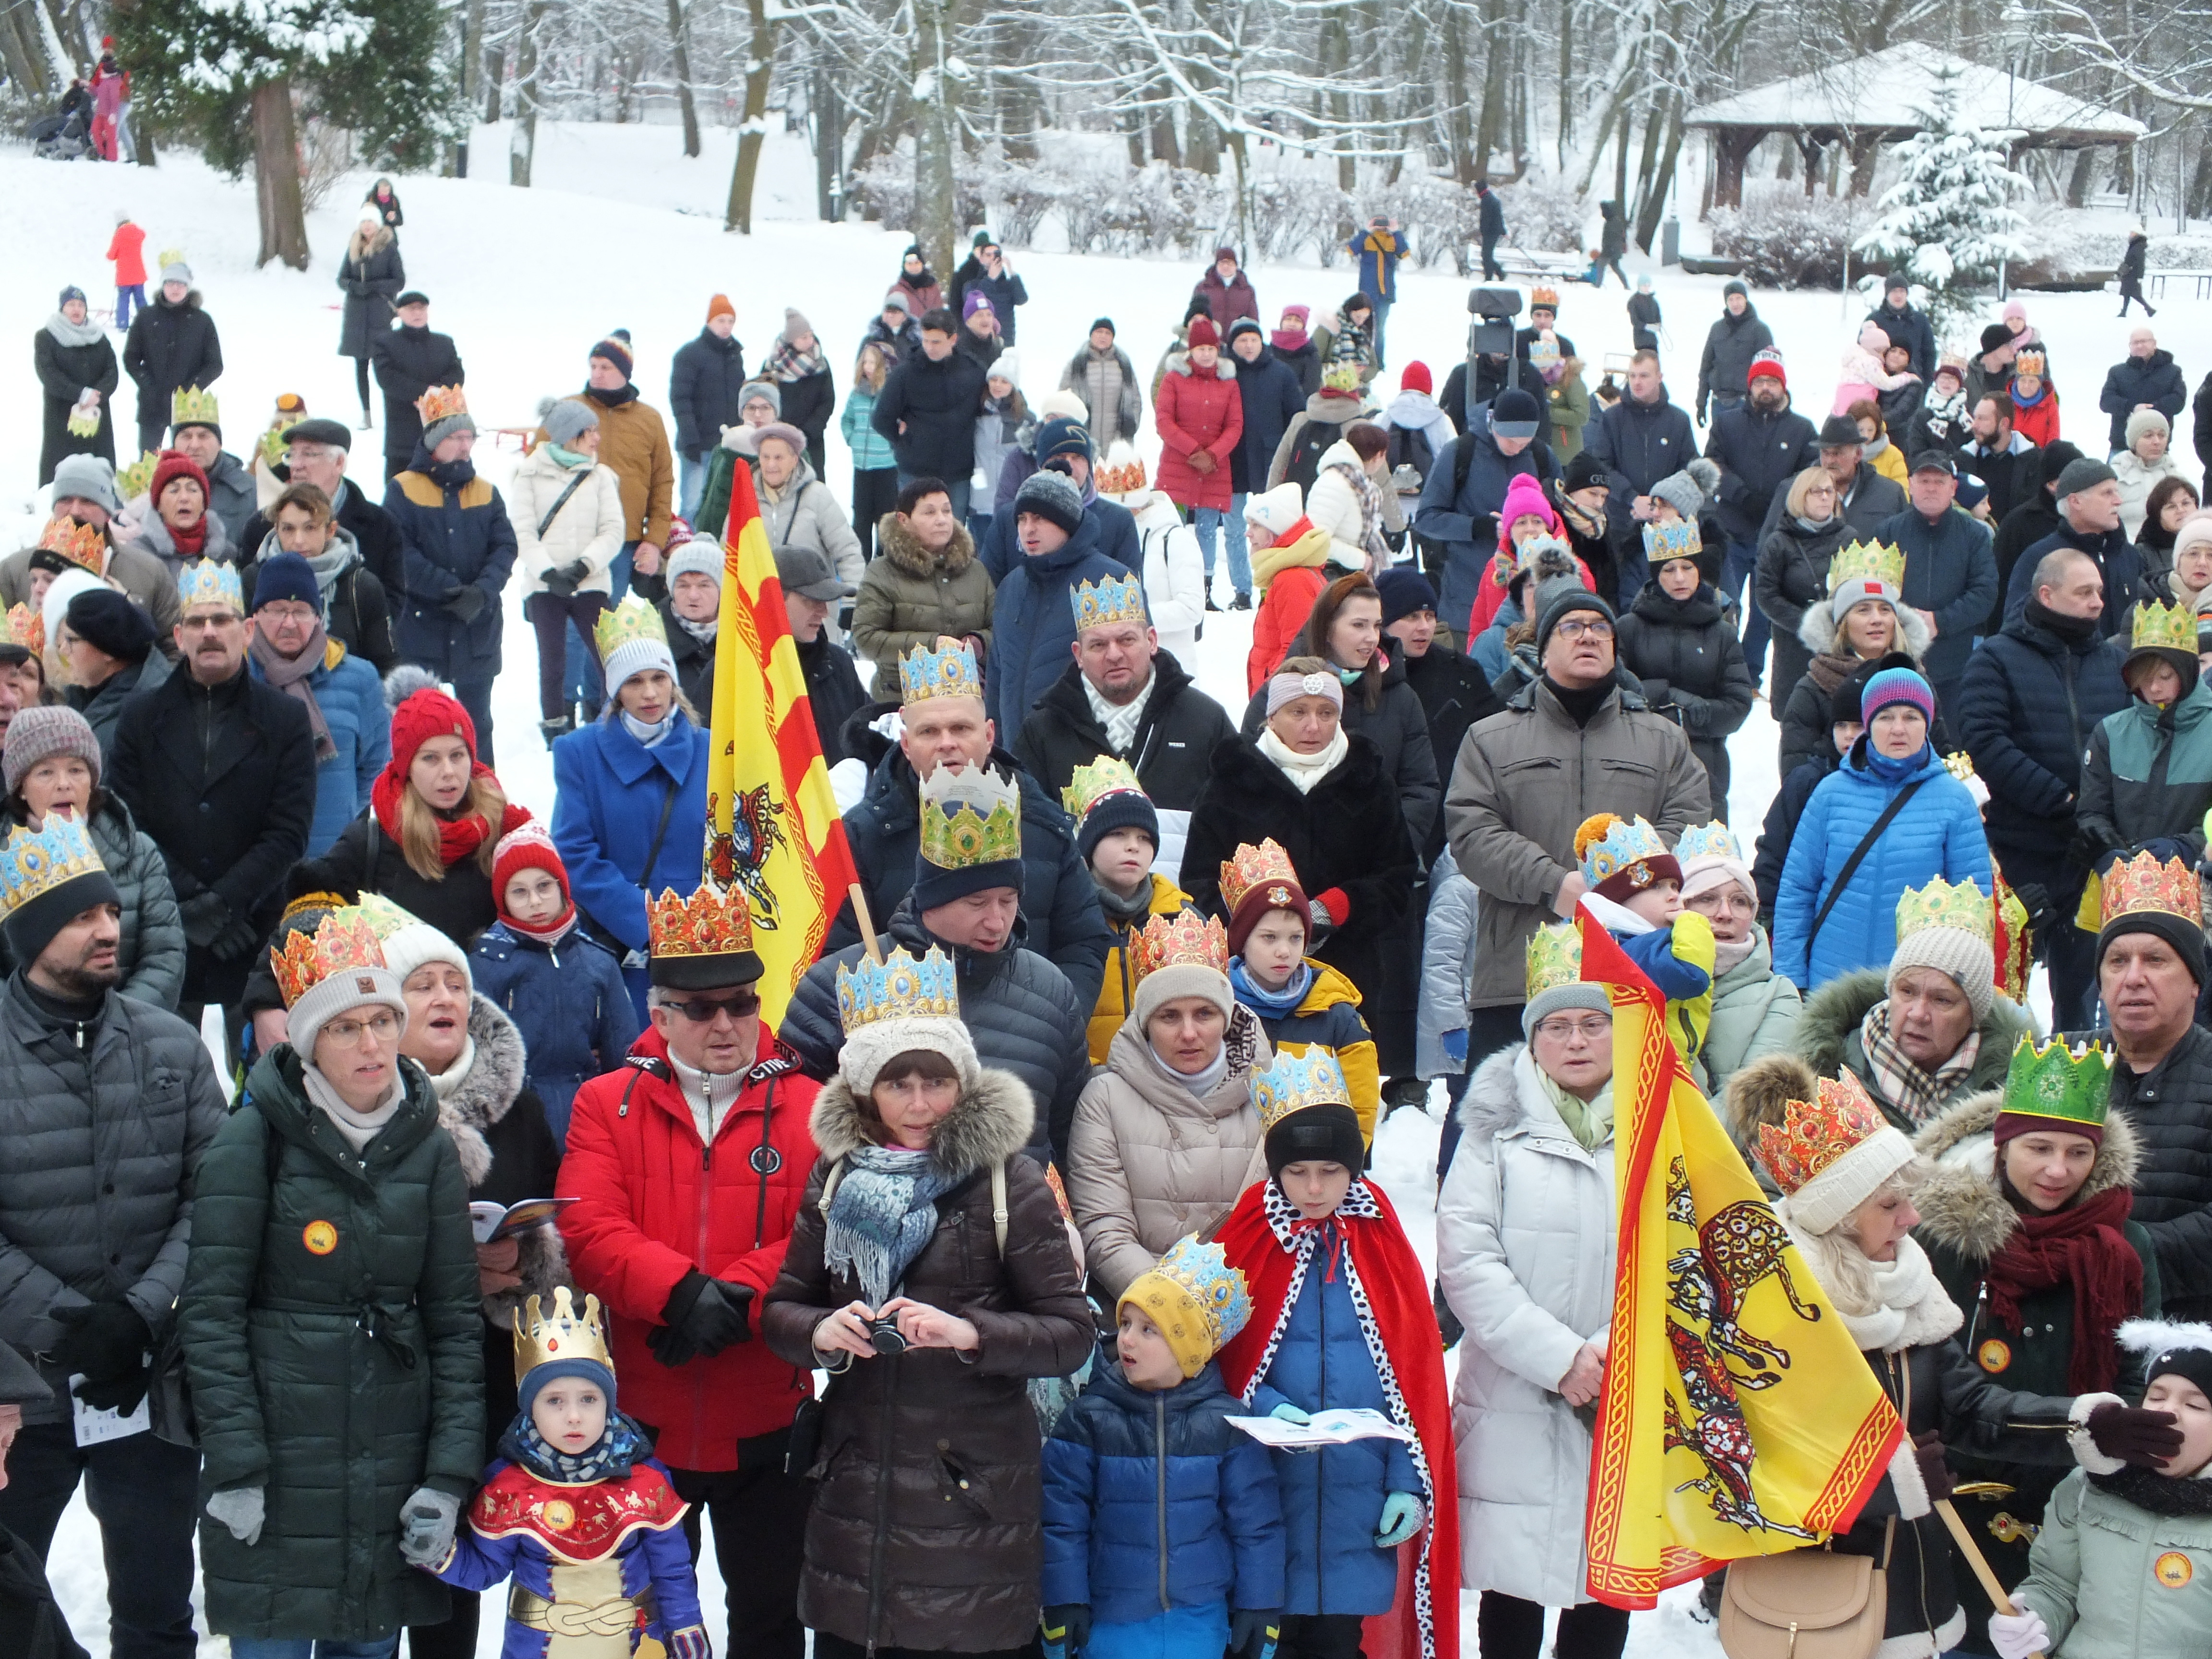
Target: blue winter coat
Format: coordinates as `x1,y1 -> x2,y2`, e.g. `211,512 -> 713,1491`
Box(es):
548,714 -> 710,1017
981,494 -> 1140,584
1244,1238 -> 1421,1616
986,512 -> 1132,734
1346,228 -> 1407,303
1041,1359 -> 1285,1626
2003,521 -> 2143,641
1771,744 -> 1992,991
1878,505 -> 1999,699
385,456 -> 518,675
470,922 -> 640,1146
250,646 -> 390,856
1413,409 -> 1561,634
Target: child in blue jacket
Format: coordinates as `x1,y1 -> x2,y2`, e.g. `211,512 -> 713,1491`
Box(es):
1042,1237 -> 1285,1659
1572,812 -> 1716,1064
470,823 -> 639,1145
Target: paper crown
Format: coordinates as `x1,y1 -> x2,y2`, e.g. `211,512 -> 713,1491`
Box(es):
1942,752 -> 1977,786
1642,519 -> 1702,562
37,517 -> 103,575
169,385 -> 218,429
0,813 -> 107,924
511,1286 -> 613,1385
2000,1036 -> 2112,1134
1061,755 -> 1146,823
256,426 -> 290,470
1755,1071 -> 1889,1198
1095,450 -> 1147,495
114,452 -> 158,503
1937,350 -> 1969,377
2,603 -> 42,655
646,884 -> 755,961
1994,871 -> 2031,1004
1527,335 -> 1562,367
2099,850 -> 2200,931
1321,362 -> 1364,394
1130,908 -> 1229,981
1897,874 -> 1994,946
1575,813 -> 1668,887
1525,920 -> 1583,1002
415,384 -> 469,426
2014,350 -> 2046,378
1072,571 -> 1148,633
919,765 -> 1022,871
1220,838 -> 1303,917
156,246 -> 186,271
351,892 -> 423,944
270,905 -> 388,1009
1252,1049 -> 1354,1131
1827,539 -> 1906,597
178,559 -> 244,613
1676,821 -> 1743,865
593,593 -> 667,660
898,636 -> 984,705
836,944 -> 961,1037
1126,1236 -> 1253,1363
2131,599 -> 2195,657
1529,285 -> 1560,310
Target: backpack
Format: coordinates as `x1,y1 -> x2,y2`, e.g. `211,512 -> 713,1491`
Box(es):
1284,419 -> 1344,493
1386,423 -> 1433,486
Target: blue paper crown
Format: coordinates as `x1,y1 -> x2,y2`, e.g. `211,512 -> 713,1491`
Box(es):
0,812 -> 107,921
1148,1236 -> 1254,1349
1579,814 -> 1669,886
1675,821 -> 1742,864
177,559 -> 244,613
897,637 -> 983,705
836,944 -> 962,1035
1641,518 -> 1702,561
1251,1049 -> 1353,1131
1071,572 -> 1148,632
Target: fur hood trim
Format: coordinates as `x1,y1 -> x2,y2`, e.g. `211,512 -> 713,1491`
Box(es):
810,1064 -> 1035,1179
1719,1051 -> 1820,1148
875,511 -> 978,579
1170,355 -> 1236,382
435,994 -> 531,1187
1796,594 -> 1933,660
1791,968 -> 2029,1097
2118,1317 -> 2212,1358
1453,1044 -> 1589,1149
1911,1089 -> 2144,1263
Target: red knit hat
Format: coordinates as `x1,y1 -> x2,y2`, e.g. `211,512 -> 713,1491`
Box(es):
1400,361 -> 1432,396
1747,349 -> 1786,388
1187,315 -> 1221,349
493,822 -> 572,924
388,683 -> 478,779
149,450 -> 208,508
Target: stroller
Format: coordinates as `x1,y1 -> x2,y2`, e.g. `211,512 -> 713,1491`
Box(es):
31,102 -> 92,161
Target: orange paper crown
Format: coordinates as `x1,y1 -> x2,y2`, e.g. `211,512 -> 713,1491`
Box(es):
2099,850 -> 2200,931
2,603 -> 42,655
1530,285 -> 1560,310
646,884 -> 754,960
415,384 -> 469,426
1755,1072 -> 1888,1197
36,517 -> 103,575
270,906 -> 389,1009
2014,349 -> 2046,378
1129,908 -> 1229,981
1219,839 -> 1303,917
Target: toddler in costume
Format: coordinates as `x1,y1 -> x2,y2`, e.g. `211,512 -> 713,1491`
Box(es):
1572,812 -> 1713,1063
424,1286 -> 710,1658
1065,757 -> 1191,1066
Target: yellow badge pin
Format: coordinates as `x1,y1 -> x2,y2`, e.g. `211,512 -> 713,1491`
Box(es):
302,1221 -> 337,1256
2155,1551 -> 2193,1588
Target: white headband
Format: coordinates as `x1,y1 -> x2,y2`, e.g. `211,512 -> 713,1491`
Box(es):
1266,671 -> 1344,717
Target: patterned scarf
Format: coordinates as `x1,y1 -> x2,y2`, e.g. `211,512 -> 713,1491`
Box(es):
766,334 -> 828,383
1082,673 -> 1146,755
1859,1000 -> 1980,1128
824,1143 -> 957,1306
499,1408 -> 653,1485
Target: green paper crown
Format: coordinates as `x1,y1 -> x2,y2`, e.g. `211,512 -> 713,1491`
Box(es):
170,385 -> 219,431
919,765 -> 1022,871
2000,1036 -> 2112,1133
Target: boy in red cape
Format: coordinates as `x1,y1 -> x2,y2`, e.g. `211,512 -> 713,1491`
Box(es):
1214,1050 -> 1458,1659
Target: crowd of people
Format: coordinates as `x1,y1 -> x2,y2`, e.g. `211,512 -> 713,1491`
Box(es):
9,217 -> 2212,1659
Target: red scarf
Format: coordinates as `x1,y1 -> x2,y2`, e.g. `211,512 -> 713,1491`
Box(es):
1983,1184 -> 2143,1394
1215,1180 -> 1459,1659
169,516 -> 207,557
370,764 -> 530,870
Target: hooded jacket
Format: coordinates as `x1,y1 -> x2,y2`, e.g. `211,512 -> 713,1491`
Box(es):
1694,305 -> 1774,421
1583,388 -> 1696,590
1247,961 -> 1382,1145
470,921 -> 640,1141
1777,629 -> 1936,785
1060,341 -> 1143,445
1234,351 -> 1308,496
1705,396 -> 1820,546
870,347 -> 989,481
1305,440 -> 1401,572
335,227 -> 403,360
385,456 -> 518,674
1776,967 -> 2029,1135
506,442 -> 626,599
669,327 -> 750,458
2075,673 -> 2212,866
986,511 -> 1133,735
1154,355 -> 1244,514
1244,520 -> 1338,696
1616,578 -> 1756,803
1413,408 -> 1563,634
1693,926 -> 1801,1101
2016,1467 -> 2212,1659
851,514 -> 992,700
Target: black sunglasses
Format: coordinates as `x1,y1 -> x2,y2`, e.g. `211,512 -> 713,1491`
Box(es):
661,991 -> 760,1023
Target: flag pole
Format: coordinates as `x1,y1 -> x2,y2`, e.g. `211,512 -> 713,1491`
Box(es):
850,883 -> 884,966
1933,1500 -> 2043,1659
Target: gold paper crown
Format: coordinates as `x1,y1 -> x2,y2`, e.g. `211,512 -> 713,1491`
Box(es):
0,813 -> 107,924
1072,572 -> 1148,633
256,426 -> 290,470
1095,451 -> 1147,495
1642,519 -> 1701,562
646,884 -> 755,961
1530,285 -> 1560,310
156,247 -> 186,271
1061,755 -> 1146,823
415,384 -> 469,425
1994,871 -> 2031,1003
837,944 -> 961,1036
2,603 -> 42,655
270,905 -> 388,1009
1943,752 -> 1977,786
1251,1049 -> 1354,1131
1827,539 -> 1906,596
170,385 -> 218,429
1219,838 -> 1304,918
1129,908 -> 1229,981
114,452 -> 158,502
898,637 -> 984,705
919,766 -> 1022,871
2000,1035 -> 2112,1134
1525,921 -> 1583,1002
593,593 -> 667,659
511,1286 -> 613,1384
1938,350 -> 1969,376
1757,1072 -> 1889,1196
178,560 -> 244,614
2015,350 -> 2046,378
2099,850 -> 2200,931
36,517 -> 102,575
1321,362 -> 1364,394
1896,874 -> 1994,947
2131,599 -> 2196,658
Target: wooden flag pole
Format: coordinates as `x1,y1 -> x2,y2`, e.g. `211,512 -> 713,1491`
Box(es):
850,883 -> 884,966
1934,1499 -> 2043,1659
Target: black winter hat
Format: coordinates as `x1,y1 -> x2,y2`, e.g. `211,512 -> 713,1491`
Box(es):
2035,441 -> 2084,493
1491,387 -> 1543,439
1980,323 -> 2014,355
1226,318 -> 1263,346
1561,450 -> 1610,494
282,417 -> 353,451
1091,317 -> 1115,336
1265,1103 -> 1367,1179
2098,909 -> 2206,987
65,587 -> 155,663
1075,789 -> 1159,866
1374,568 -> 1437,627
1817,414 -> 1863,448
1536,584 -> 1614,653
1014,469 -> 1085,537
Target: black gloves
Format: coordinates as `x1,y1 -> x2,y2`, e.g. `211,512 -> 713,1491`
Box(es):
1041,1604 -> 1090,1659
444,585 -> 489,625
52,1301 -> 153,1413
1911,1431 -> 1954,1504
1230,1609 -> 1281,1659
210,916 -> 261,962
647,1271 -> 755,1367
2087,1402 -> 2185,1466
179,891 -> 230,950
541,560 -> 589,599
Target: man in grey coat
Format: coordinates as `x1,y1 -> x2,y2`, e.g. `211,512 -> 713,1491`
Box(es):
0,811 -> 227,1659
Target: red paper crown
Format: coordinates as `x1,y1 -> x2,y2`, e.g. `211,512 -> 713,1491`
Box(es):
647,884 -> 754,960
270,907 -> 388,1009
1219,839 -> 1303,918
1530,286 -> 1560,310
1755,1072 -> 1888,1197
415,384 -> 469,425
2100,850 -> 2201,931
36,517 -> 102,575
1129,908 -> 1229,980
3,603 -> 43,655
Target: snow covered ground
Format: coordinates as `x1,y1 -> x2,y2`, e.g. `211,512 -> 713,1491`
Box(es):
8,117 -> 2207,1654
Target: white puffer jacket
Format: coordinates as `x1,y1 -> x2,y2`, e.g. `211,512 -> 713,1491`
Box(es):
1437,1044 -> 1618,1607
506,443 -> 626,599
1304,439 -> 1404,574
1126,493 -> 1206,672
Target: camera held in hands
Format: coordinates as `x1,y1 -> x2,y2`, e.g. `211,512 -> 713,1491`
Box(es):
869,1315 -> 910,1357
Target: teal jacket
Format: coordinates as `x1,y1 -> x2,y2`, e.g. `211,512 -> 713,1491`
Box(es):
2076,675 -> 2212,865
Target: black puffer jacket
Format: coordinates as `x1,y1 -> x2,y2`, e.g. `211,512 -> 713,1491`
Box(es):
1693,306 -> 1774,421
1756,513 -> 1851,712
370,324 -> 465,464
1704,397 -> 1819,546
2099,349 -> 2188,454
2091,1021 -> 2212,1322
870,349 -> 989,481
122,288 -> 222,436
784,899 -> 1090,1167
1014,651 -> 1238,815
1616,579 -> 1755,809
1398,644 -> 1505,859
668,328 -> 748,458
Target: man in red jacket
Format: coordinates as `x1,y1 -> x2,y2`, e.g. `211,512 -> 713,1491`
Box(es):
557,882 -> 820,1659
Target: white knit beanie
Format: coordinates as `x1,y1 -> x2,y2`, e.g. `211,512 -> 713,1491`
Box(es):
1130,962 -> 1235,1029
289,966 -> 409,1063
603,634 -> 681,698
1887,926 -> 1995,1022
837,1013 -> 980,1097
381,918 -> 473,995
1781,1124 -> 1916,1237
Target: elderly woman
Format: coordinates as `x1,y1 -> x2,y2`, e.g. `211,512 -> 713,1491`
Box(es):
1730,1058 -> 2181,1659
1776,545 -> 1936,781
1677,821 -> 1799,1100
123,450 -> 233,574
180,905 -> 482,1658
762,945 -> 1092,1659
756,420 -> 864,642
1755,467 -> 1853,718
1438,923 -> 1628,1659
1067,911 -> 1273,1299
2137,485 -> 2204,602
1188,657 -> 1418,1050
1911,1038 -> 2161,1651
1773,667 -> 1989,991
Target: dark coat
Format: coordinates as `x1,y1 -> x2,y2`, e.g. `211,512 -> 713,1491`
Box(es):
1866,299 -> 1938,381
668,329 -> 748,459
762,1069 -> 1092,1651
870,349 -> 989,481
304,808 -> 502,950
1192,266 -> 1261,332
1414,409 -> 1561,634
1966,436 -> 2044,529
1397,645 -> 1506,859
240,477 -> 407,601
1694,307 -> 1773,421
1756,512 -> 1852,712
180,1046 -> 482,1642
371,325 -> 465,463
795,631 -> 867,767
1233,352 -> 1308,496
1236,654 -> 1442,850
335,235 -> 405,361
1181,734 -> 1419,1033
122,289 -> 222,435
2094,1020 -> 2212,1322
2196,371 -> 2212,477
107,665 -> 317,1005
1014,651 -> 1237,815
1478,189 -> 1507,243
2099,349 -> 2188,455
1616,579 -> 1756,808
2004,519 -> 2141,639
1752,757 -> 1831,922
385,462 -> 517,675
660,600 -> 717,711
36,321 -> 118,484
1881,504 -> 2001,697
1704,397 -> 1819,546
1273,338 -> 1322,402
980,494 -> 1141,584
777,365 -> 837,466
968,269 -> 1030,343
1583,389 -> 1697,594
986,512 -> 1131,734
1992,492 -> 2065,630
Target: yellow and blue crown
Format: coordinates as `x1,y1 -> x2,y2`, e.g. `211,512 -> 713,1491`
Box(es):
898,636 -> 984,705
1072,572 -> 1148,633
1575,812 -> 1668,888
1061,755 -> 1146,823
836,944 -> 961,1037
1120,1236 -> 1253,1376
0,813 -> 109,924
178,559 -> 244,614
1999,1035 -> 2112,1135
919,765 -> 1022,870
170,385 -> 219,430
1251,1049 -> 1353,1132
1641,519 -> 1702,562
1896,874 -> 1993,946
1676,821 -> 1742,865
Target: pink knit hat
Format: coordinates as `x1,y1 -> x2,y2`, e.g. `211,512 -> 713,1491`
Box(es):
1496,473 -> 1561,549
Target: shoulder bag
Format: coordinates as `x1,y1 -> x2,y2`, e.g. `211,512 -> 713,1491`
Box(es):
1803,779 -> 1928,957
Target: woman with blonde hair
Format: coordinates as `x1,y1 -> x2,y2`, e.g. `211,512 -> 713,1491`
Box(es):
1756,466 -> 1854,714
843,341 -> 902,563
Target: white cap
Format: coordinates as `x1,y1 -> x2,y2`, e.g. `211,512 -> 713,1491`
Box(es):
1244,482 -> 1304,535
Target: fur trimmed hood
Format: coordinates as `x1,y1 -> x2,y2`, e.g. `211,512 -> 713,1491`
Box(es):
875,511 -> 978,579
1911,1089 -> 2144,1265
1797,592 -> 1933,661
1719,1050 -> 1820,1155
809,1064 -> 1035,1181
432,993 -> 530,1187
1454,1043 -> 1592,1147
1789,968 -> 2029,1108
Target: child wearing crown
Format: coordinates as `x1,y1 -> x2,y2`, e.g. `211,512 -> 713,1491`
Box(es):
1040,1237 -> 1286,1659
1218,839 -> 1380,1144
1063,757 -> 1191,1065
1213,1052 -> 1458,1659
2073,600 -> 2212,897
421,1286 -> 712,1659
1570,814 -> 1714,1065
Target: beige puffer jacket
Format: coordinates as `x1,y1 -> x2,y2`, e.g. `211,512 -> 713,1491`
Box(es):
1066,1006 -> 1273,1300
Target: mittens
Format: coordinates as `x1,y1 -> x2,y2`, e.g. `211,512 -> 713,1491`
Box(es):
206,1485 -> 265,1546
397,1486 -> 461,1566
1375,1490 -> 1425,1547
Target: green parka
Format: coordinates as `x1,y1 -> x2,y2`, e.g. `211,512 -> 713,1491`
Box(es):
2016,1467 -> 2212,1659
179,1045 -> 483,1643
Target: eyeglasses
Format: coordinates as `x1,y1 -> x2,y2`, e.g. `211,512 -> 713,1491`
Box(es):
322,1012 -> 399,1046
1553,619 -> 1614,642
1533,1015 -> 1613,1042
661,992 -> 761,1023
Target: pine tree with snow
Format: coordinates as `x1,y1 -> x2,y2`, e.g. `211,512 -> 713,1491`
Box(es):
1852,61 -> 2027,337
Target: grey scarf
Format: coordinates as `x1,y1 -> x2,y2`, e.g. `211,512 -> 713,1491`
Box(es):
824,1143 -> 957,1306
46,311 -> 105,350
301,1064 -> 403,1152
